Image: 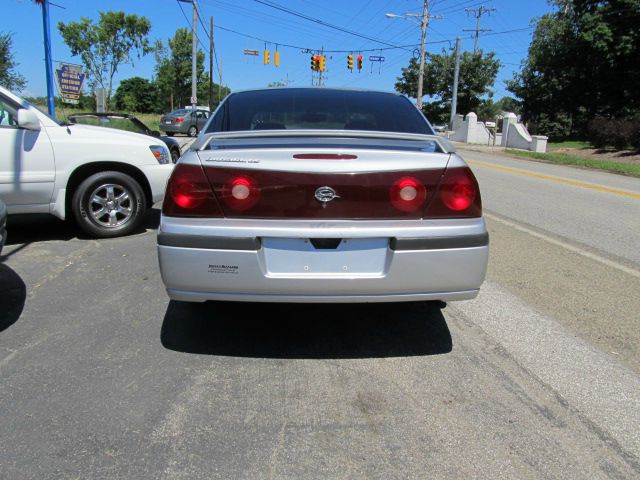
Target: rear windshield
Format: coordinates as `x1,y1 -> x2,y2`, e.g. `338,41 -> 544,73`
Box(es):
206,89 -> 433,135
170,109 -> 188,116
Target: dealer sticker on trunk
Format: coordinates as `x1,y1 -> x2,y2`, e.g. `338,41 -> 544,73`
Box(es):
208,264 -> 239,274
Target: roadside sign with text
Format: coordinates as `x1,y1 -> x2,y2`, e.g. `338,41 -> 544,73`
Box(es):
55,64 -> 85,104
368,56 -> 385,62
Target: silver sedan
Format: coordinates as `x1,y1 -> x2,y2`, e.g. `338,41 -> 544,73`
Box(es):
157,88 -> 488,303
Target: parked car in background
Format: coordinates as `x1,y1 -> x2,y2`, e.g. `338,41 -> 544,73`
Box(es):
160,108 -> 210,137
0,86 -> 174,238
0,197 -> 6,255
158,88 -> 488,304
68,113 -> 182,163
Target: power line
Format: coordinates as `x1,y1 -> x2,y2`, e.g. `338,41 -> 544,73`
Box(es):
252,0 -> 413,51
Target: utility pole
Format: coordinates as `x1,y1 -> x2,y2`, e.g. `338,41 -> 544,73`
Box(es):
449,37 -> 462,131
38,0 -> 55,117
218,59 -> 223,103
416,0 -> 428,110
209,16 -> 214,110
191,0 -> 198,111
387,2 -> 442,110
463,5 -> 495,53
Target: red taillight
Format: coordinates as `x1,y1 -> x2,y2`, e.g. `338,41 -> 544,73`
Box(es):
221,176 -> 260,211
424,167 -> 481,218
441,173 -> 475,211
390,176 -> 427,212
174,117 -> 184,123
162,164 -> 223,217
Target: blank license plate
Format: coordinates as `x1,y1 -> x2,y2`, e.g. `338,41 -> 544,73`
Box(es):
262,238 -> 388,276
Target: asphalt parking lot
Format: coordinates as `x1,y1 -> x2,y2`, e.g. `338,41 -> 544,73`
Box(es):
1,217 -> 638,479
1,149 -> 639,479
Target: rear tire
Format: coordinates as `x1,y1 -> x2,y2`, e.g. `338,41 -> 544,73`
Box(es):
165,132 -> 174,137
188,125 -> 198,137
72,171 -> 146,238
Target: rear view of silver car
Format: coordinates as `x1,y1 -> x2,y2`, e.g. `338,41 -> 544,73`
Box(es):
157,88 -> 488,303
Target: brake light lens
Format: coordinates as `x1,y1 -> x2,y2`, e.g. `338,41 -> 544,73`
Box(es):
441,173 -> 475,211
162,164 -> 223,217
174,117 -> 184,123
221,176 -> 260,211
424,166 -> 481,218
390,176 -> 427,212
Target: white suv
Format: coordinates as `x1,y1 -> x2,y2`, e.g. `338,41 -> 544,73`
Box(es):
0,86 -> 174,238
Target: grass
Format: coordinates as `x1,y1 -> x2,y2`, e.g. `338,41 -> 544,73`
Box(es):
505,149 -> 640,178
30,103 -> 163,131
548,140 -> 592,150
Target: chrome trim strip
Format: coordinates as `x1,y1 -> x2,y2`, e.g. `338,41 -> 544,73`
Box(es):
158,232 -> 488,251
157,233 -> 260,250
390,232 -> 489,251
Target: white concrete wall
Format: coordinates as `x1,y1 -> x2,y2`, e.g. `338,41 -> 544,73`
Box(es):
450,112 -> 494,145
451,111 -> 548,153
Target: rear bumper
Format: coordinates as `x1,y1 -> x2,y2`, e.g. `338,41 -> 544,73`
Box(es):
157,217 -> 489,303
159,124 -> 188,134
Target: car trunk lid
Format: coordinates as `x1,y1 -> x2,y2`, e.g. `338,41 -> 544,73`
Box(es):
196,132 -> 452,220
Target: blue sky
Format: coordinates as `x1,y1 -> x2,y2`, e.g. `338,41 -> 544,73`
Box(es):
4,0 -> 552,100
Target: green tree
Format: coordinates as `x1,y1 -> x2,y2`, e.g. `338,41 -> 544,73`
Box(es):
0,32 -> 26,91
113,76 -> 155,112
58,11 -> 153,108
395,51 -> 501,124
153,29 -> 228,112
507,0 -> 640,139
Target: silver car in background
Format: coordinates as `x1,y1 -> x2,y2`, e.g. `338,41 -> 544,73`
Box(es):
159,108 -> 210,137
157,88 -> 488,303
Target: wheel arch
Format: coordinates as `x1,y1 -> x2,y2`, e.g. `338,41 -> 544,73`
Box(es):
65,162 -> 153,217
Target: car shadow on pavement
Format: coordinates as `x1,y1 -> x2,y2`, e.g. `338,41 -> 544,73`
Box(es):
161,300 -> 452,359
5,214 -> 78,246
0,264 -> 26,332
4,208 -> 161,248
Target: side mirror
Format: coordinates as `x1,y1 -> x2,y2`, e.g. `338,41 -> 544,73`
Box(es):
17,109 -> 41,131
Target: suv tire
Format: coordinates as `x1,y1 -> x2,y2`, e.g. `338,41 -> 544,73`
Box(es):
72,171 -> 146,238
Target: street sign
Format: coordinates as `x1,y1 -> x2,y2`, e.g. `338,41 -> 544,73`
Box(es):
243,49 -> 260,56
55,64 -> 85,104
368,56 -> 385,62
190,96 -> 197,104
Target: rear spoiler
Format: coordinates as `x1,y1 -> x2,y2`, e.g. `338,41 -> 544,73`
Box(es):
193,129 -> 455,154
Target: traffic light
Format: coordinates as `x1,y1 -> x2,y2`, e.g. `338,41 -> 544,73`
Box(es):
311,55 -> 321,71
319,55 -> 326,72
347,54 -> 353,70
264,49 -> 270,65
357,54 -> 363,71
274,50 -> 280,67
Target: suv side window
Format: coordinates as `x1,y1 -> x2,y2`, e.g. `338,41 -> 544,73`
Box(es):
0,96 -> 19,128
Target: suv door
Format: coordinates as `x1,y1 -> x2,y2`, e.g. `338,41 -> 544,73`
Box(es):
0,95 -> 56,212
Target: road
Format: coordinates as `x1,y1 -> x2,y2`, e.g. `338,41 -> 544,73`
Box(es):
1,148 -> 639,479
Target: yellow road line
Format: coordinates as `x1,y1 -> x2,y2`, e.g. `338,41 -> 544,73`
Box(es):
467,159 -> 640,200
